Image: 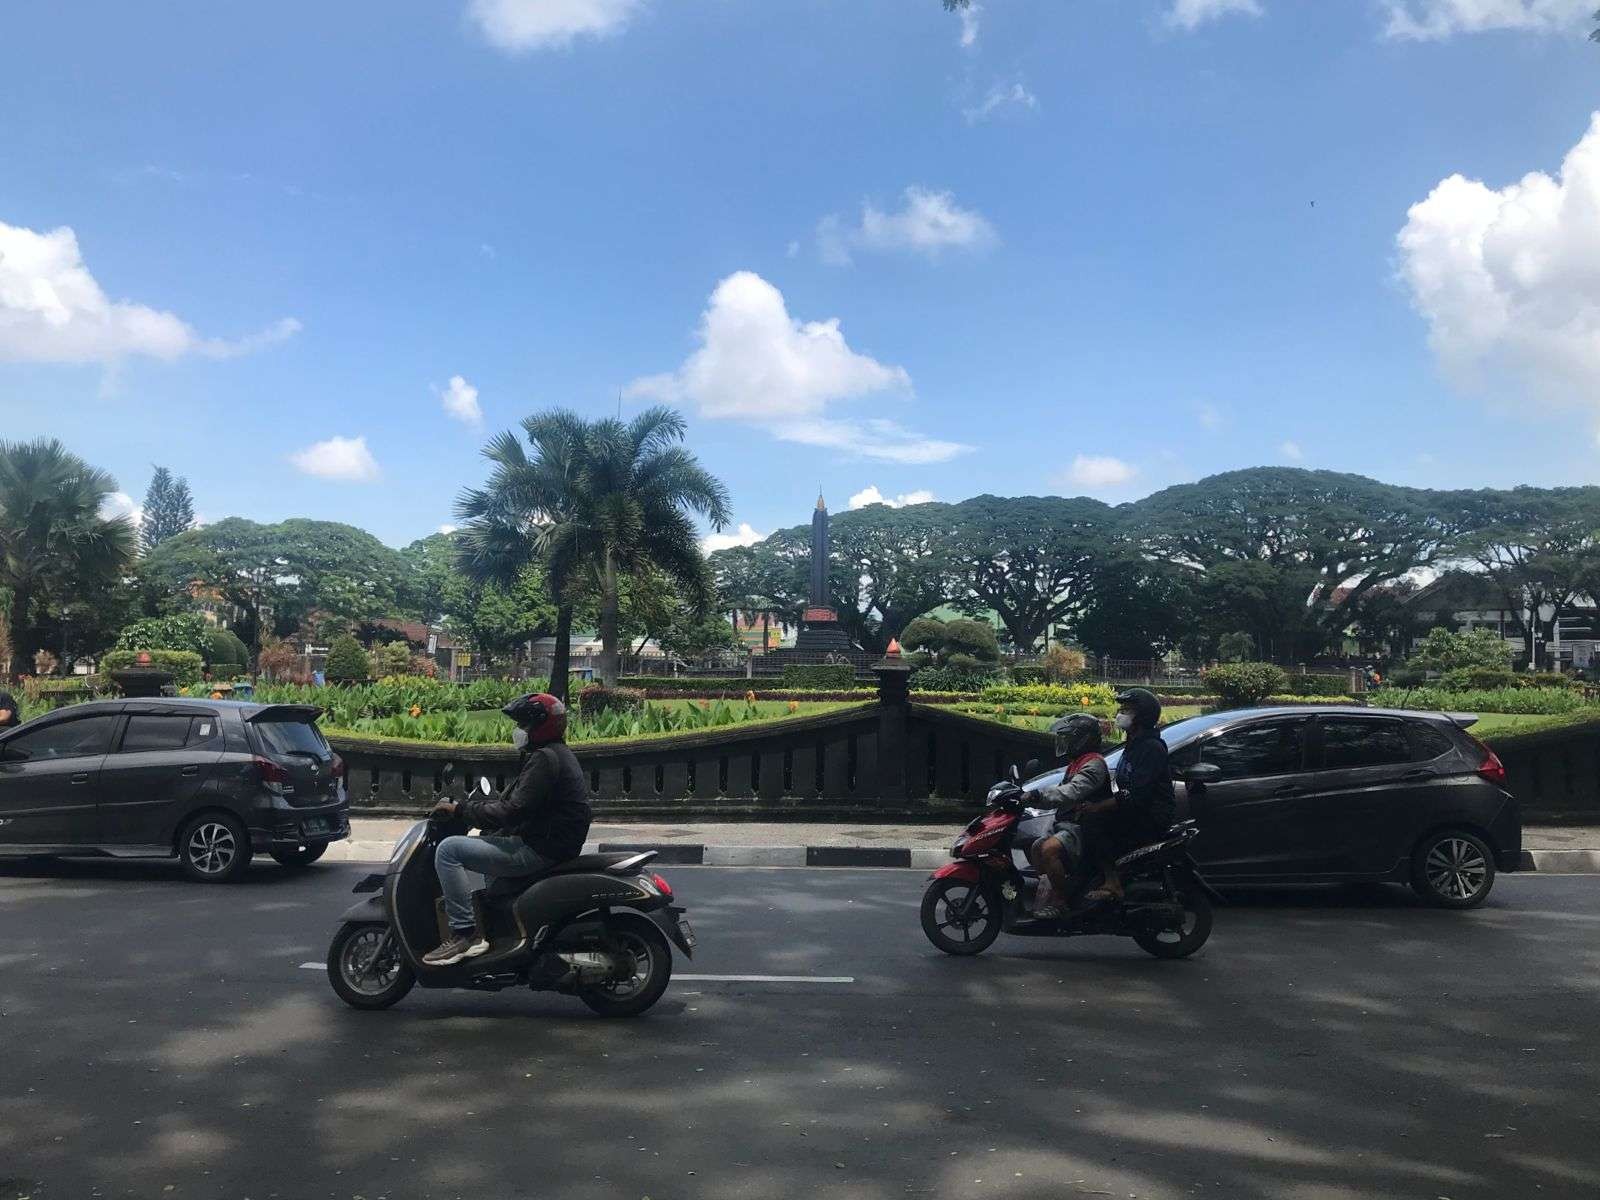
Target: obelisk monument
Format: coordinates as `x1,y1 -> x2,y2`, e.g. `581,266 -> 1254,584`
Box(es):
795,492 -> 852,652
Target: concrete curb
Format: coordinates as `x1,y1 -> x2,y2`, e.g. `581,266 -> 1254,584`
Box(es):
323,841 -> 1598,873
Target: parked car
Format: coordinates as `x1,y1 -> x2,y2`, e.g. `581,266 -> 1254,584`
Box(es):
1025,705 -> 1519,908
0,698 -> 349,882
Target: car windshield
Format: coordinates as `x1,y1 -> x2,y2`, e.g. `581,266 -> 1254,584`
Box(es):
254,719 -> 329,760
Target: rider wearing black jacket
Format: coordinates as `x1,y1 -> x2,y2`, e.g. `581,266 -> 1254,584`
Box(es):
1076,687 -> 1173,902
461,731 -> 591,862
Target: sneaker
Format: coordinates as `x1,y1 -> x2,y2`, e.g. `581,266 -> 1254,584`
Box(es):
1032,904 -> 1066,920
423,931 -> 489,966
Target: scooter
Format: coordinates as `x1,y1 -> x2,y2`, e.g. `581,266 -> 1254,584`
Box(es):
326,768 -> 694,1016
920,765 -> 1219,960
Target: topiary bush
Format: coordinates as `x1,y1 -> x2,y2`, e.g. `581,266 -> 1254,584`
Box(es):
781,663 -> 856,690
203,627 -> 250,676
1440,667 -> 1519,692
102,648 -> 204,685
115,613 -> 211,658
1201,661 -> 1289,707
325,635 -> 371,684
577,684 -> 646,717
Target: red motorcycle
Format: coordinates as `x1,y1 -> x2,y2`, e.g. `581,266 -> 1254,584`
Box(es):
920,769 -> 1217,960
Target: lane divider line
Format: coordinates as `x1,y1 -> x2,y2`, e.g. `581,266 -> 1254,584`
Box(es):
673,974 -> 855,984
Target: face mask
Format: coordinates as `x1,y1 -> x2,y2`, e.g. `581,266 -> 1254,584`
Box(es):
512,727 -> 529,750
1114,712 -> 1135,732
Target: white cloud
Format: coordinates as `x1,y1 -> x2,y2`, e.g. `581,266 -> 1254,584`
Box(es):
959,3 -> 982,48
626,271 -> 969,464
1381,0 -> 1590,40
1166,0 -> 1264,31
289,435 -> 381,483
701,521 -> 767,554
0,219 -> 299,363
847,486 -> 937,510
963,80 -> 1039,125
1197,402 -> 1223,429
438,523 -> 459,535
1398,113 -> 1600,417
1063,455 -> 1137,489
466,0 -> 641,51
1279,439 -> 1304,460
439,374 -> 482,425
818,187 -> 997,266
101,491 -> 142,527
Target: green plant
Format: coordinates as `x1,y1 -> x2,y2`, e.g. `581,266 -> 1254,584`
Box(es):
114,613 -> 211,658
1216,632 -> 1255,663
1281,673 -> 1352,697
1201,662 -> 1289,707
101,648 -> 204,685
1519,671 -> 1579,690
980,682 -> 1119,709
781,663 -> 855,690
368,641 -> 412,678
325,635 -> 371,684
203,626 -> 250,671
911,663 -> 1003,693
1441,667 -> 1519,692
1407,627 -> 1514,674
1369,687 -> 1590,716
577,684 -> 646,717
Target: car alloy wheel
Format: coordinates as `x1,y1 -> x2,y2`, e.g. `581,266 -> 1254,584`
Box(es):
187,821 -> 238,876
1424,836 -> 1489,903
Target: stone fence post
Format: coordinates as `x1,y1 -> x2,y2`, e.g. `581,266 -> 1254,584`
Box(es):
873,640 -> 912,802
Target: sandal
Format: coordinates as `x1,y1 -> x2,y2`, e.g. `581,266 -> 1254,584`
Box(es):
1081,888 -> 1121,906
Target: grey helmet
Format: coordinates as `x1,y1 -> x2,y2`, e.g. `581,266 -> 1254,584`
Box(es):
1049,712 -> 1103,761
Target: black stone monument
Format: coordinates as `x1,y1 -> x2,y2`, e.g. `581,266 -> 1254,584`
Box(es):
794,493 -> 854,654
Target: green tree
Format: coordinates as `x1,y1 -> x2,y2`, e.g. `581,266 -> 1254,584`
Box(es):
324,634 -> 370,683
456,407 -> 731,691
0,439 -> 137,676
1069,559 -> 1199,661
139,466 -> 196,553
1216,631 -> 1255,662
400,532 -> 558,668
899,615 -> 1000,672
114,613 -> 211,656
1408,627 -> 1514,674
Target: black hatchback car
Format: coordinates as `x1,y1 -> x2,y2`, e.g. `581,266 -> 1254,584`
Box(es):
0,698 -> 349,882
1027,705 -> 1520,908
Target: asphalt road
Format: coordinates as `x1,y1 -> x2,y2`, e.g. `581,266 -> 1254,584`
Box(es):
2,859 -> 1597,1200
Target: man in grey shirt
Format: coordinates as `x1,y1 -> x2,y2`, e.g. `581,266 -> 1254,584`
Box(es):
1028,713 -> 1111,918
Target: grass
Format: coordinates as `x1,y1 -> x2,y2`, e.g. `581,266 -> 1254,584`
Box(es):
458,699 -> 846,730
955,704 -> 1204,733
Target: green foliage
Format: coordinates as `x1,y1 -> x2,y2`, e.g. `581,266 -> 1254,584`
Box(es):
1280,673 -> 1351,697
577,684 -> 646,717
250,676 -> 541,725
368,641 -> 413,678
896,615 -> 1000,677
204,627 -> 250,670
911,663 -> 1004,693
1519,672 -> 1579,690
1408,626 -> 1514,674
114,613 -> 211,657
1370,687 -> 1591,716
325,635 -> 371,684
1201,662 -> 1289,707
101,648 -> 204,685
781,663 -> 856,690
139,466 -> 195,553
1216,632 -> 1255,663
979,682 -> 1119,709
1440,667 -> 1519,692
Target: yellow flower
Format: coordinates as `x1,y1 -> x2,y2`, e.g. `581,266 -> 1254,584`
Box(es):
745,690 -> 757,703
409,705 -> 422,718
993,705 -> 1004,714
1080,696 -> 1091,706
209,691 -> 223,700
787,700 -> 800,713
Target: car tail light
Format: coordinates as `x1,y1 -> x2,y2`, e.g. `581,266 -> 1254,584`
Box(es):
253,756 -> 291,785
1470,737 -> 1507,786
330,753 -> 346,780
650,873 -> 673,898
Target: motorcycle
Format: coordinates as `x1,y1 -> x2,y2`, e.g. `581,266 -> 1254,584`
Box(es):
326,767 -> 694,1016
920,764 -> 1219,960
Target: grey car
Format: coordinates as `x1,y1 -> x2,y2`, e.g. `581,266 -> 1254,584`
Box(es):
0,698 -> 349,882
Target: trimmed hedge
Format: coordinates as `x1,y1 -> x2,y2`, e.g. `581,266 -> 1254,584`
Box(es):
980,682 -> 1120,707
101,649 -> 204,685
1202,662 -> 1289,707
780,663 -> 857,690
578,684 -> 645,716
622,675 -> 873,693
1280,674 -> 1352,698
1369,687 -> 1591,715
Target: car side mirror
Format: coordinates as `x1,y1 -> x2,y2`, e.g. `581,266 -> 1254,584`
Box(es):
1177,762 -> 1222,785
479,776 -> 493,796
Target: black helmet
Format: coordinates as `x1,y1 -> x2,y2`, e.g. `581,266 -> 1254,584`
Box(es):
1048,712 -> 1102,761
1113,687 -> 1162,730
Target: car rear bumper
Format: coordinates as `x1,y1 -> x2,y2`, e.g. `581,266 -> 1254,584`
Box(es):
252,809 -> 350,850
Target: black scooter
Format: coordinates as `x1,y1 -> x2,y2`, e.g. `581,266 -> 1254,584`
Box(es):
326,769 -> 694,1017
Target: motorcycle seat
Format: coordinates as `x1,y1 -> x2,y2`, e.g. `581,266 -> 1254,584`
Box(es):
480,852 -> 643,899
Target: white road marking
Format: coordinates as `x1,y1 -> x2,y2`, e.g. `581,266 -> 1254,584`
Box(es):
673,974 -> 854,984
299,962 -> 323,969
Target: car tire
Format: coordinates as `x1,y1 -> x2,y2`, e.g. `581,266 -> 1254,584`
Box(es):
270,843 -> 328,869
178,813 -> 253,883
1411,829 -> 1496,909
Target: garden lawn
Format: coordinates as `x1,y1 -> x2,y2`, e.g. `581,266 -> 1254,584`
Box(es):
459,699 -> 847,732
956,704 -> 1204,733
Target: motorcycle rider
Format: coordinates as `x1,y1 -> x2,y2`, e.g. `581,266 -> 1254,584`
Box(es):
1075,687 -> 1175,904
422,692 -> 592,967
1028,713 -> 1111,919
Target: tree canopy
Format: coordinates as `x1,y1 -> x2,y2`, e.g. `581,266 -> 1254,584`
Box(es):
139,466 -> 196,553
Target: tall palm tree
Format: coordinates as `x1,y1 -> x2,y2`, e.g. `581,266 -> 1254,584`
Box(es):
456,406 -> 731,693
0,439 -> 136,677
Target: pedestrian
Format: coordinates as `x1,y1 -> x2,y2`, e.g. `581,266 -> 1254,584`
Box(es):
0,685 -> 19,729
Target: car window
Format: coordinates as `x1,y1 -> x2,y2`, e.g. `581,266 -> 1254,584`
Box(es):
253,719 -> 329,759
120,714 -> 192,753
188,716 -> 222,748
3,714 -> 118,762
1318,718 -> 1413,770
1407,721 -> 1455,762
1198,719 -> 1307,780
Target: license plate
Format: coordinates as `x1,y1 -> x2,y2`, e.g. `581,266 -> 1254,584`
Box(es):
676,916 -> 696,949
302,817 -> 330,835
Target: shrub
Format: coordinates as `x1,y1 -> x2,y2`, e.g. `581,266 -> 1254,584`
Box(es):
1201,662 -> 1289,707
1519,671 -> 1578,690
1408,626 -> 1513,674
979,682 -> 1119,709
101,648 -> 204,685
257,638 -> 301,681
781,663 -> 856,690
408,652 -> 439,679
325,636 -> 371,684
203,627 -> 250,672
1216,632 -> 1255,663
1040,645 -> 1085,683
1441,667 -> 1519,692
912,663 -> 1003,693
1281,673 -> 1352,697
368,641 -> 412,678
114,613 -> 211,658
898,616 -> 1000,671
1369,686 -> 1589,715
577,685 -> 646,717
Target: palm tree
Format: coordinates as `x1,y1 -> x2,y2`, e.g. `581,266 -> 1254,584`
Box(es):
0,439 -> 136,677
456,407 -> 731,694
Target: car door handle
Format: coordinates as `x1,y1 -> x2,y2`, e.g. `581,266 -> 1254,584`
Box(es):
1271,784 -> 1301,796
181,766 -> 200,777
70,773 -> 91,785
1400,769 -> 1431,781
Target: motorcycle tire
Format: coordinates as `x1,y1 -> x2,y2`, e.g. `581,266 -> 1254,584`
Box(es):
577,913 -> 673,1018
327,922 -> 415,1010
1132,889 -> 1212,960
920,877 -> 1001,956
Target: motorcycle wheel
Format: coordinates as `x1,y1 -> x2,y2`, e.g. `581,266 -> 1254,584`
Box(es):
920,878 -> 1001,956
1132,889 -> 1212,960
328,921 -> 415,1010
578,913 -> 673,1018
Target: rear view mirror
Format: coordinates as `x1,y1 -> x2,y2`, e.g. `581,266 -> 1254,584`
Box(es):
479,776 -> 493,796
1177,763 -> 1222,785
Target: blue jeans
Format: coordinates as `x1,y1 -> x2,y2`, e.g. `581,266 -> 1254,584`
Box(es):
435,834 -> 552,931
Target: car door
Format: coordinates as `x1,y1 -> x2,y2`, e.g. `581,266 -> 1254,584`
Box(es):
1294,715 -> 1436,877
1178,716 -> 1313,878
0,711 -> 120,847
98,709 -> 225,845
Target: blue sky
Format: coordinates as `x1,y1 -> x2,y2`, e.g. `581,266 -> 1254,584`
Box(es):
3,0 -> 1599,551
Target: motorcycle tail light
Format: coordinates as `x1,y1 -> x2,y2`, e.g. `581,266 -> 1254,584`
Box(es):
650,873 -> 673,898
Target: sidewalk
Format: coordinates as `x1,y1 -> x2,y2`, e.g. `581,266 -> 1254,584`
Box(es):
329,818 -> 1600,873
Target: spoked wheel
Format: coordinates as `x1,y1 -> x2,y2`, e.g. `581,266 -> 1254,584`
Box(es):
328,922 -> 415,1010
578,914 -> 673,1018
1412,830 -> 1496,909
920,877 -> 1001,956
1133,889 -> 1213,959
178,813 -> 252,883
